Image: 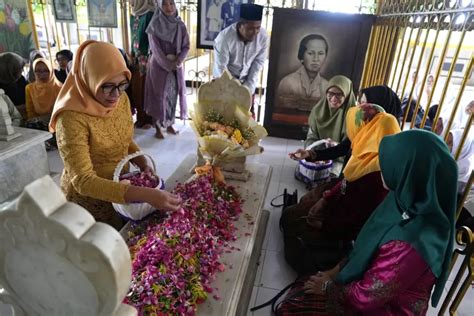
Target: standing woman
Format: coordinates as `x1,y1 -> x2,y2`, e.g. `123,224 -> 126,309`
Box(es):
144,0 -> 190,138
129,0 -> 155,129
49,40 -> 180,229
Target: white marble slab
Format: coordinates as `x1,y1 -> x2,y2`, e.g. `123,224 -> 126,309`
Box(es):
0,176 -> 136,316
0,127 -> 52,203
121,154 -> 272,315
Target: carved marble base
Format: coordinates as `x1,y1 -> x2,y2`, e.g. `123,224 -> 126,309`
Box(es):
222,169 -> 251,181
0,132 -> 21,141
0,127 -> 52,203
0,176 -> 136,316
196,149 -> 249,179
0,89 -> 21,141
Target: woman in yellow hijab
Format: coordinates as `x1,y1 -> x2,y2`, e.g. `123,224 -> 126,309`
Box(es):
281,103 -> 401,274
50,40 -> 180,229
25,58 -> 62,126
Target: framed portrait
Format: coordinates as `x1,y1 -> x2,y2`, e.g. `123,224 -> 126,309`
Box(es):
197,0 -> 249,49
264,8 -> 375,139
87,0 -> 118,28
52,0 -> 76,23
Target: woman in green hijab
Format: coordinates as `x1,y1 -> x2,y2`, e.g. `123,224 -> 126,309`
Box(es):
297,130 -> 457,315
305,75 -> 357,148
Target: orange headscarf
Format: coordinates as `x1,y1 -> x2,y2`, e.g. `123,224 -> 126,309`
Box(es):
49,40 -> 131,132
343,104 -> 401,182
30,58 -> 62,115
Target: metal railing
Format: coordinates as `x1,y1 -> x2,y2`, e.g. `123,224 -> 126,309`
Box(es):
368,1 -> 473,315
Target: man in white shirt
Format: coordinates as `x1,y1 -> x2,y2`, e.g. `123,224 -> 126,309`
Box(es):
213,3 -> 268,115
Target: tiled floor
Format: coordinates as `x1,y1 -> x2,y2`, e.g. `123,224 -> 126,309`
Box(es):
47,120 -> 474,316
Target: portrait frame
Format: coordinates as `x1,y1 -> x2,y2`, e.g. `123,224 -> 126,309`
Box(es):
197,0 -> 248,49
263,8 -> 375,140
52,0 -> 76,23
87,0 -> 118,28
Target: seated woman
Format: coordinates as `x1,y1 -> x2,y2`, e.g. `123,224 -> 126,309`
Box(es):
0,52 -> 28,117
27,49 -> 46,83
55,49 -> 74,83
304,75 -> 356,149
296,130 -> 457,315
49,40 -> 180,230
25,58 -> 62,132
293,85 -> 402,175
282,104 -> 401,274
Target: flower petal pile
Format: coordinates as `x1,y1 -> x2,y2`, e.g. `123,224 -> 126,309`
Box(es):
124,175 -> 243,315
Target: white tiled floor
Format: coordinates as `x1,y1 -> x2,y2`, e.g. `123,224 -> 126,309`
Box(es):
47,120 -> 474,316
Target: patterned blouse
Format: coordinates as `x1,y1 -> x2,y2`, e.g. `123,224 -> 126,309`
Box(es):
55,94 -> 139,229
328,240 -> 435,315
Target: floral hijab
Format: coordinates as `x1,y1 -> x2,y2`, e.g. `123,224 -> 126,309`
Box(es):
130,0 -> 155,16
343,103 -> 401,181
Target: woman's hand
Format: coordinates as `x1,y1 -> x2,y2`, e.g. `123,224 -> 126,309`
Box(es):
304,271 -> 332,295
288,149 -> 310,161
141,165 -> 155,175
125,186 -> 181,212
131,155 -> 154,175
148,189 -> 181,212
324,138 -> 338,146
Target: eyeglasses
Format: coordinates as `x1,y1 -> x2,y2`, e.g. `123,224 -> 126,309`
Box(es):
100,82 -> 130,95
326,91 -> 345,99
34,70 -> 50,74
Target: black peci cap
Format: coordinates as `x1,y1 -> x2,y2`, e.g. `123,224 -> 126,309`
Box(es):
239,4 -> 264,21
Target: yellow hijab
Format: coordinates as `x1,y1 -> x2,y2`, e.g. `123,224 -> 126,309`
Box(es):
30,58 -> 62,115
343,104 -> 401,182
49,40 -> 131,132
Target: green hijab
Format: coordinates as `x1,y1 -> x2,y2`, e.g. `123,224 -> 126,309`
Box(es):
307,75 -> 357,142
336,129 -> 458,307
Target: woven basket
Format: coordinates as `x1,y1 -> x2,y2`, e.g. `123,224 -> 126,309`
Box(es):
112,151 -> 164,221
